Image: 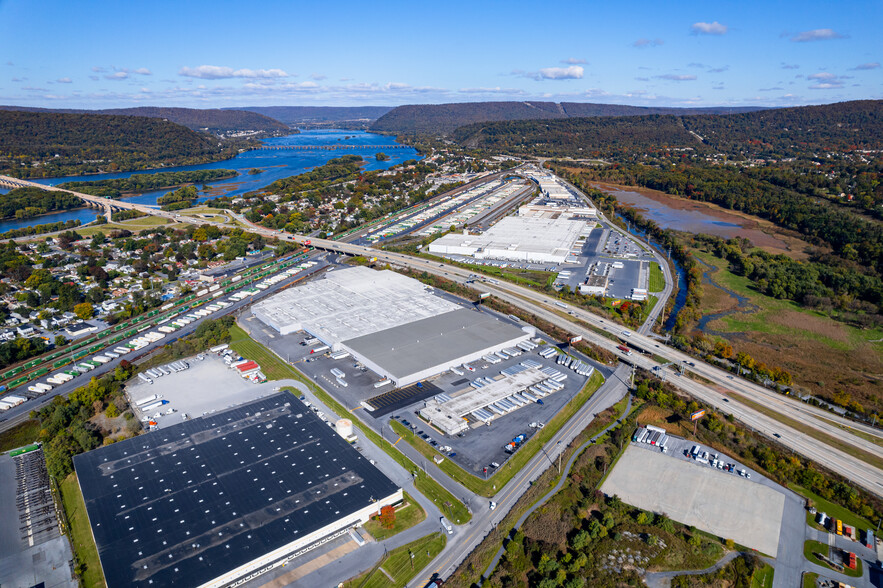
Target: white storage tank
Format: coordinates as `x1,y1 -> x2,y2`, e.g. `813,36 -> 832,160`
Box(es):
335,418 -> 353,438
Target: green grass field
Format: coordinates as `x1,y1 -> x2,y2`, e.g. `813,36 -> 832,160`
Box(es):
693,250 -> 883,351
802,572 -> 818,588
390,370 -> 605,497
228,325 -> 470,524
362,492 -> 426,541
0,419 -> 40,453
60,473 -> 105,588
649,262 -> 665,292
343,533 -> 446,588
751,563 -> 775,588
789,483 -> 874,534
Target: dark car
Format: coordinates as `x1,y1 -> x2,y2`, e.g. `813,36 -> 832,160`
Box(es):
773,433 -> 781,438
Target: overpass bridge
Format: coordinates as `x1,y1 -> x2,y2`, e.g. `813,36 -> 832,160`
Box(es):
257,144 -> 407,151
0,175 -> 161,221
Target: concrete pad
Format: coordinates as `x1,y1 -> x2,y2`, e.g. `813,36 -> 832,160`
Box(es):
601,445 -> 784,556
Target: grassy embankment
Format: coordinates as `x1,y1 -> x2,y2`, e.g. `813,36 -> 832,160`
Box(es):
390,369 -> 605,497
0,419 -> 41,452
342,533 -> 446,588
789,483 -> 874,533
362,491 -> 426,541
752,563 -> 775,588
649,261 -> 665,292
60,473 -> 105,588
690,248 -> 883,414
802,572 -> 819,588
803,539 -> 863,578
226,325 -> 471,524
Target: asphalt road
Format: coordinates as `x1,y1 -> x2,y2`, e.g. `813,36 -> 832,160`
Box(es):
405,364 -> 630,587
216,196 -> 883,497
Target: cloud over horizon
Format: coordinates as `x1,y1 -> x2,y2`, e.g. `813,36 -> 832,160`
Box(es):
633,38 -> 664,48
517,65 -> 584,81
791,28 -> 847,42
656,74 -> 698,81
691,21 -> 728,35
178,65 -> 291,79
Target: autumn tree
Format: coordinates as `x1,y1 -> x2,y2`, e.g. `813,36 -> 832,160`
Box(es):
379,505 -> 396,529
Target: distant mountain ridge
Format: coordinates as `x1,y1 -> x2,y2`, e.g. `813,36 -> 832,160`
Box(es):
0,110 -> 234,178
450,100 -> 883,158
0,105 -> 289,132
229,106 -> 394,128
369,101 -> 766,134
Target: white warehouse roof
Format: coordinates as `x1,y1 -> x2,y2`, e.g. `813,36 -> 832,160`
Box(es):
251,266 -> 458,345
428,216 -> 589,264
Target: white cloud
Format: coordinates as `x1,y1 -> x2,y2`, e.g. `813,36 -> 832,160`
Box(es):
519,65 -> 584,81
561,57 -> 587,64
458,87 -> 525,95
691,21 -> 728,35
655,74 -> 697,81
132,68 -> 152,75
633,38 -> 664,48
91,66 -> 106,73
781,63 -> 800,70
851,62 -> 880,70
791,28 -> 847,42
311,73 -> 327,80
178,65 -> 291,79
807,71 -> 848,89
105,71 -> 129,80
56,77 -> 72,83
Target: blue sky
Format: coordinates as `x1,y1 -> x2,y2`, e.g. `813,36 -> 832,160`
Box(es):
1,0 -> 879,108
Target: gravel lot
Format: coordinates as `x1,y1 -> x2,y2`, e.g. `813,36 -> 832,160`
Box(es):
602,444 -> 785,557
127,354 -> 281,424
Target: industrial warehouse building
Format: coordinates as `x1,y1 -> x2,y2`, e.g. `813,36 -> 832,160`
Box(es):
253,267 -> 534,387
74,393 -> 402,588
428,216 -> 590,264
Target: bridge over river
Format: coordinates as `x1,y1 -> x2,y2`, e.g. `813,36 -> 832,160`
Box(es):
257,144 -> 408,151
0,175 -> 160,221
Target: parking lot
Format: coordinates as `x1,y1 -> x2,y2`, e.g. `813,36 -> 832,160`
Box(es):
240,294 -> 609,477
382,343 -> 607,476
602,441 -> 785,557
127,353 -> 282,424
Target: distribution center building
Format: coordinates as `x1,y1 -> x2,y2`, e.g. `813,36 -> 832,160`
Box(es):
74,393 -> 402,588
252,267 -> 534,387
428,216 -> 589,264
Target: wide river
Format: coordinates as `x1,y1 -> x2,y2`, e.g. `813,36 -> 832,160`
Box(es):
0,129 -> 419,233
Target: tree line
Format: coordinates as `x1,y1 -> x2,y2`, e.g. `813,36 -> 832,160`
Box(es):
58,169 -> 237,198
0,187 -> 83,219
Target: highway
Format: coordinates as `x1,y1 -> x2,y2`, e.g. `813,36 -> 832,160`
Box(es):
18,168 -> 873,491
253,234 -> 883,500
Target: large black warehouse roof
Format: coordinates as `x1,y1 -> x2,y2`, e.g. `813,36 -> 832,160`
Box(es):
74,392 -> 399,588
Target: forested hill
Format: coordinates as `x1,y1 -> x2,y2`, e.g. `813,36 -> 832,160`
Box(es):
451,100 -> 883,158
0,105 -> 289,132
0,110 -> 234,178
369,101 -> 763,135
231,106 -> 394,128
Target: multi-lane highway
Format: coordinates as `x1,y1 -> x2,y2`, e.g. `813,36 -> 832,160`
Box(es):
260,234 -> 883,500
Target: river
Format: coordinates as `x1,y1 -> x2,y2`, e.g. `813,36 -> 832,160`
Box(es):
0,129 -> 419,233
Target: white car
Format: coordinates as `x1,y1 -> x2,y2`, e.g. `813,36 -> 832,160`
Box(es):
489,501 -> 497,510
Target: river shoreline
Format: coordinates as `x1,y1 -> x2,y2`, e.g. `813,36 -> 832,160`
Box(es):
591,181 -> 809,257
